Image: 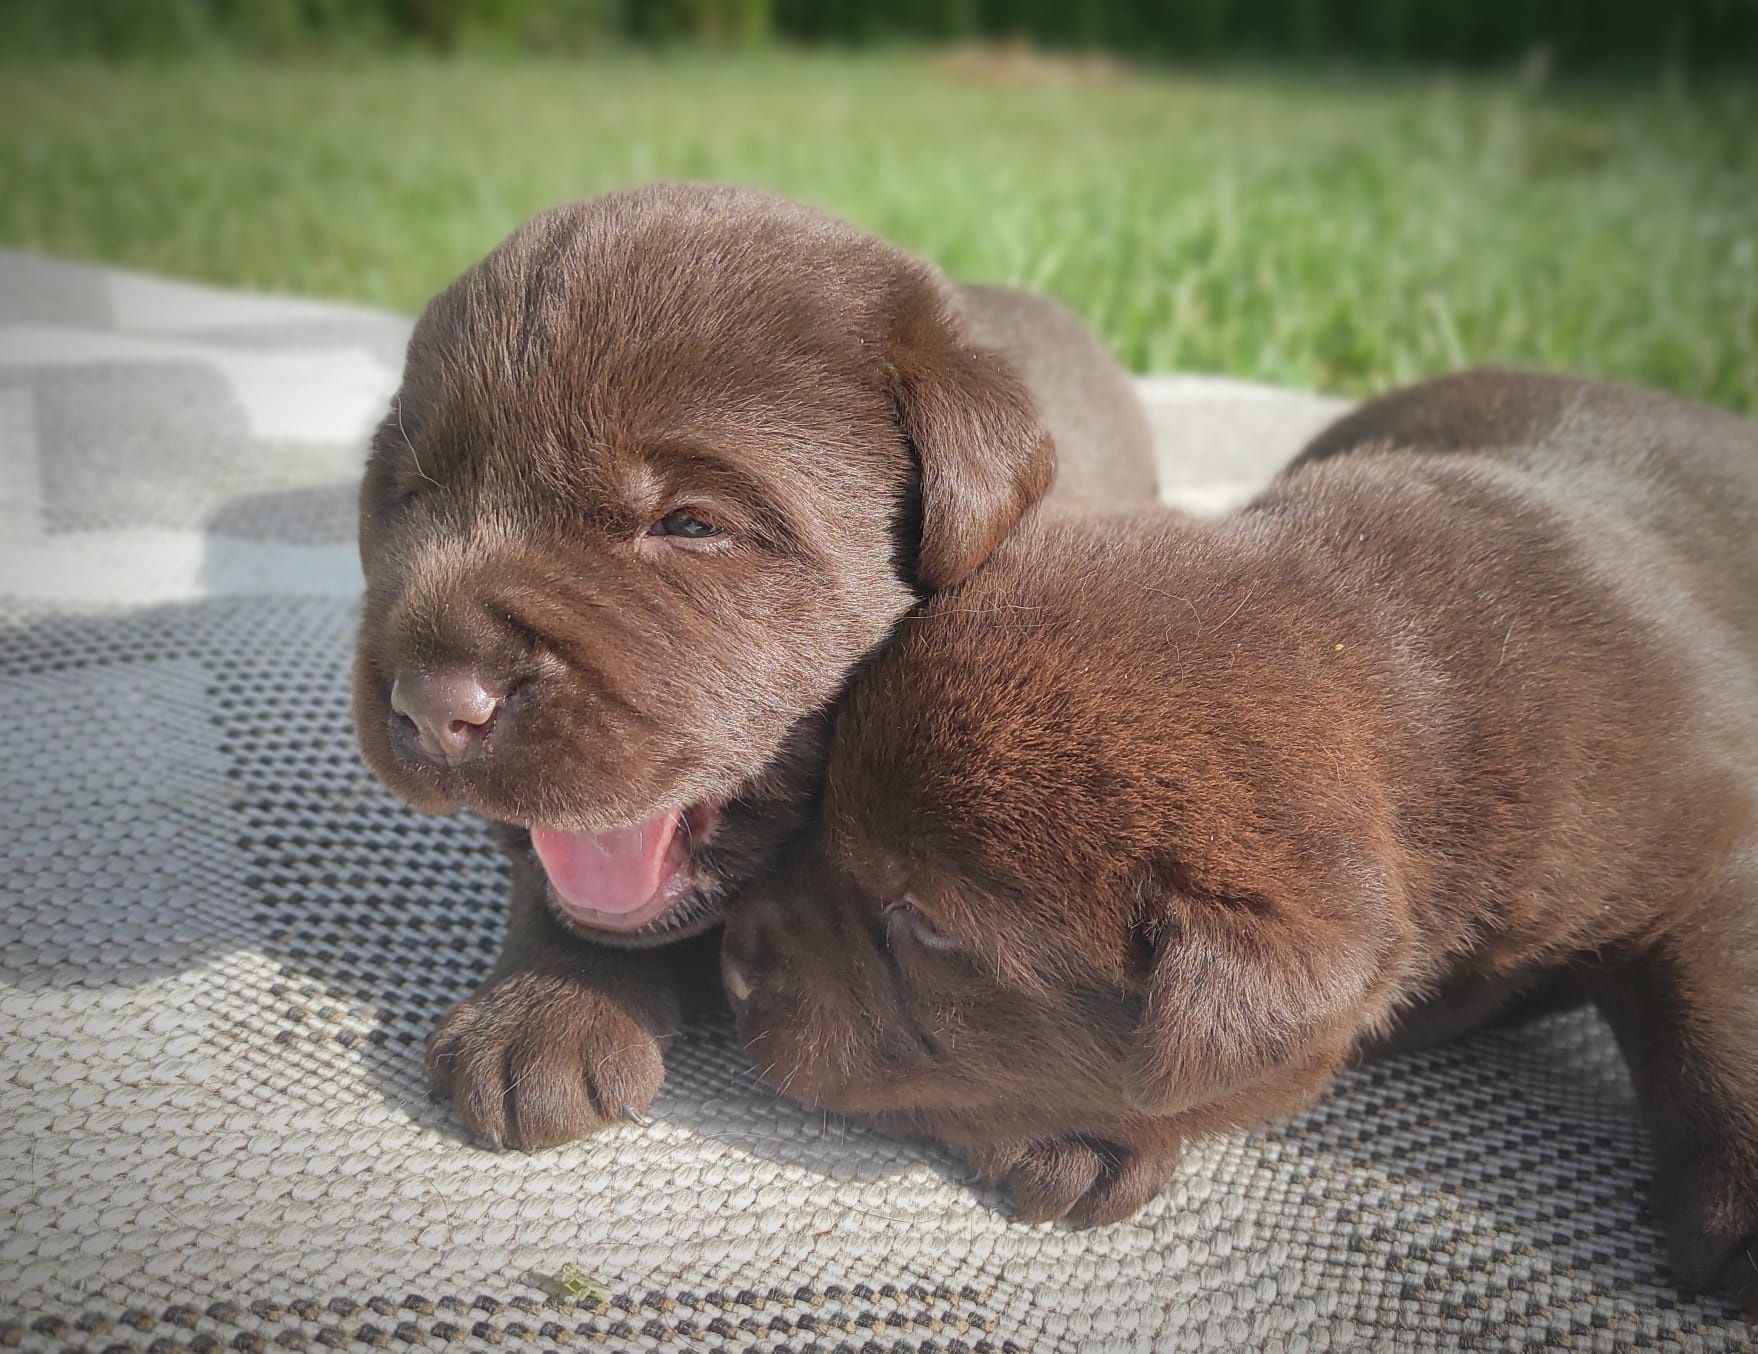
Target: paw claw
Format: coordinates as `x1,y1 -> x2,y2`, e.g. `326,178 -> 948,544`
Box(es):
972,1136 -> 1177,1229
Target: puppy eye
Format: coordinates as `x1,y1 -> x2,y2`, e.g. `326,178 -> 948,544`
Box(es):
647,510 -> 721,540
883,899 -> 959,953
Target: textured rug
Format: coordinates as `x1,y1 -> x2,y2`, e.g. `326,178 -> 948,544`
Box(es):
1,249 -> 1747,1352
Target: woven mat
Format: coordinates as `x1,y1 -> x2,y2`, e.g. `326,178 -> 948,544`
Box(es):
1,249 -> 1746,1352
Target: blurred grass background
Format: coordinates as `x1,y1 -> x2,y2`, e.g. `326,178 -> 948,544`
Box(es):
2,1 -> 1754,408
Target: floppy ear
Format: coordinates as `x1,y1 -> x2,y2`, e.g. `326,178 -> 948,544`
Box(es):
1123,862 -> 1391,1116
888,295 -> 1055,592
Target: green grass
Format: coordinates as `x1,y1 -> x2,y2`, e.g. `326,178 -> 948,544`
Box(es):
3,52 -> 1755,410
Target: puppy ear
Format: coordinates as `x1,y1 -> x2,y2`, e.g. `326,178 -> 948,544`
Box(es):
888,292 -> 1055,592
1123,862 -> 1389,1116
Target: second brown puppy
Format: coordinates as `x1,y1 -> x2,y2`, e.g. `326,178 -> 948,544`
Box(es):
722,370 -> 1758,1307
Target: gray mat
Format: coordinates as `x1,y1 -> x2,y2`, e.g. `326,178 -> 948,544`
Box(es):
0,250 -> 1743,1351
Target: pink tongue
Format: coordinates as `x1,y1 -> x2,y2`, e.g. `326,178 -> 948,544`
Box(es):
530,811 -> 683,920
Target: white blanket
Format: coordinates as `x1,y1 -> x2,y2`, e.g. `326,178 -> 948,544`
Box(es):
0,250 -> 1738,1351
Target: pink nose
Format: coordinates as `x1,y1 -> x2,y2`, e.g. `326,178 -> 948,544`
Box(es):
389,669 -> 501,766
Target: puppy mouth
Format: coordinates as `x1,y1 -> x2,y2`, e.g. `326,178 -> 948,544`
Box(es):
529,800 -> 721,936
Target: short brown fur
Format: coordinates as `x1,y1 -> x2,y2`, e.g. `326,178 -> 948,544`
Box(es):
724,371 -> 1758,1304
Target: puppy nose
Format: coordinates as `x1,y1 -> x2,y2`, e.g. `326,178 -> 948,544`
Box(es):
390,669 -> 501,766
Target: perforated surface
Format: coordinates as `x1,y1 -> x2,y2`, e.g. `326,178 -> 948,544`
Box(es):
1,250 -> 1747,1350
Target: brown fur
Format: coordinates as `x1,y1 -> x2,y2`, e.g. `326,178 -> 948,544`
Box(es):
722,370 -> 1758,1304
351,182 -> 1157,1148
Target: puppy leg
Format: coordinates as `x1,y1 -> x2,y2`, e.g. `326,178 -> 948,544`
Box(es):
1591,889 -> 1758,1312
424,837 -> 719,1150
1360,971 -> 1587,1060
964,1131 -> 1183,1229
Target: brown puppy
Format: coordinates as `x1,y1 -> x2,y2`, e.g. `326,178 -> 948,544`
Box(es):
352,182 -> 1157,1147
721,371 -> 1758,1305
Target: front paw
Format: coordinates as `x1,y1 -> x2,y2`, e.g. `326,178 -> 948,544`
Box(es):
424,967 -> 670,1150
1654,1155 -> 1758,1317
966,1136 -> 1179,1228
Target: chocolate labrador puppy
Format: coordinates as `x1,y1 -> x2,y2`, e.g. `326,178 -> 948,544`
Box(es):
352,182 -> 1156,1147
721,371 -> 1758,1306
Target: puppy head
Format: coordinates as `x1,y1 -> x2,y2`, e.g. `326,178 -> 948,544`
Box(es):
353,184 -> 1053,944
722,545 -> 1405,1139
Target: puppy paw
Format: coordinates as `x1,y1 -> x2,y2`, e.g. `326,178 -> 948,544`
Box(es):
424,966 -> 670,1150
1670,1227 -> 1758,1321
1658,1187 -> 1758,1317
970,1136 -> 1178,1228
1711,1238 -> 1758,1321
1636,1139 -> 1758,1317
